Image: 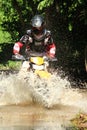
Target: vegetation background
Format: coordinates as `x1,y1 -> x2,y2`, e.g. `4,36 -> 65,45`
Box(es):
0,0 -> 87,83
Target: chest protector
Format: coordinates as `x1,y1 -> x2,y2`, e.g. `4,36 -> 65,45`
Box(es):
27,29 -> 51,52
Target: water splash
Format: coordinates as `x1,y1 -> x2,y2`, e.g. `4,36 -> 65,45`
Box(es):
21,71 -> 71,108
0,70 -> 87,111
0,73 -> 32,105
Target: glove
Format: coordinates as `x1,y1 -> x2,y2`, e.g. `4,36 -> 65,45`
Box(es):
12,54 -> 25,60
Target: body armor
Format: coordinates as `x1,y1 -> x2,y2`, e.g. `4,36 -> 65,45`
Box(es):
19,29 -> 53,53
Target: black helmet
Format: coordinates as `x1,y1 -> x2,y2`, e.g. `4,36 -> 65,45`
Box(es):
31,15 -> 45,35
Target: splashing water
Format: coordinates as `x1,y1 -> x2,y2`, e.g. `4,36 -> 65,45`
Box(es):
0,70 -> 87,111
21,71 -> 71,108
0,73 -> 32,105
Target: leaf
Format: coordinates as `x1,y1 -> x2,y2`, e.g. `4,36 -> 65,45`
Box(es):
37,0 -> 54,10
68,23 -> 72,31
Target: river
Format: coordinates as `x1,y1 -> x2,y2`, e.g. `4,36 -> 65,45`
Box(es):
0,70 -> 87,130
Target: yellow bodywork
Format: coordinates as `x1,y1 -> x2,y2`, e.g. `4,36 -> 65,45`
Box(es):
35,70 -> 51,79
30,57 -> 44,65
30,57 -> 51,79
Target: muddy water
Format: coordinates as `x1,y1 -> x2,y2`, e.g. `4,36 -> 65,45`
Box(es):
0,71 -> 87,130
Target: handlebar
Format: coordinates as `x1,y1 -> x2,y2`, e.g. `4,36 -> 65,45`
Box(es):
12,54 -> 57,62
29,51 -> 45,57
12,54 -> 26,61
28,51 -> 58,62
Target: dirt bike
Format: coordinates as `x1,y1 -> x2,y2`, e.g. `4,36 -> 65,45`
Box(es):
12,52 -> 57,79
12,52 -> 58,108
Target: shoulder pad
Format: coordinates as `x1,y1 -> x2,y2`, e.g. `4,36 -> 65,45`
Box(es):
26,30 -> 32,35
45,30 -> 51,36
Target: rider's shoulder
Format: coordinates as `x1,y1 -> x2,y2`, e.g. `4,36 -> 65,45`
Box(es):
45,29 -> 51,36
26,30 -> 32,36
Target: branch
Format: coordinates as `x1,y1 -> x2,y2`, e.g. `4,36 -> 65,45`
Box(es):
12,0 -> 25,29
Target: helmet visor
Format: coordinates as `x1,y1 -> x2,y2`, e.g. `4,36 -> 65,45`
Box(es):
32,20 -> 42,28
32,27 -> 43,35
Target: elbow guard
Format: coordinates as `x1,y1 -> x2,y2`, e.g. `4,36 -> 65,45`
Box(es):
13,42 -> 23,54
47,43 -> 56,58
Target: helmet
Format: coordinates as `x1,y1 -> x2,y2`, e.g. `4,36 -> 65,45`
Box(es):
31,15 -> 45,35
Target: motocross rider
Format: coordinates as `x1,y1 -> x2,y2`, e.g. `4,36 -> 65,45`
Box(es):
13,15 -> 56,71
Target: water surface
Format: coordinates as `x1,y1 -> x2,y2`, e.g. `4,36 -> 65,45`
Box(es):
0,71 -> 87,129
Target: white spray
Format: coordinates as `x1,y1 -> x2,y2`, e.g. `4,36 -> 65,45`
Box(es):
0,71 -> 87,112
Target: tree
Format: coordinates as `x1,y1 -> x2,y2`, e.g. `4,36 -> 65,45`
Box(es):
0,0 -> 87,78
0,0 -> 35,40
85,46 -> 87,72
0,0 -> 87,40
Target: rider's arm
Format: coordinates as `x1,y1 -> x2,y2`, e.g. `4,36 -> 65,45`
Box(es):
13,34 -> 29,55
46,43 -> 56,58
45,30 -> 56,58
13,42 -> 23,55
13,30 -> 32,55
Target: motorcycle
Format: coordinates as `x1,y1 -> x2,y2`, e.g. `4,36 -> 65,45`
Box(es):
12,52 -> 58,108
12,52 -> 57,79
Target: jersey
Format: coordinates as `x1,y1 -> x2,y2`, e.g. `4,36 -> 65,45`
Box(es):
19,29 -> 53,53
13,29 -> 56,58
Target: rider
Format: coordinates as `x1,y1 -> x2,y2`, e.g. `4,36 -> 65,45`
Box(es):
13,14 -> 56,71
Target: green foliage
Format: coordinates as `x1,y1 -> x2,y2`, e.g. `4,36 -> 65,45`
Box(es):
0,0 -> 87,38
0,0 -> 34,40
7,60 -> 22,70
0,29 -> 12,43
37,0 -> 54,10
0,60 -> 21,70
55,0 -> 87,31
68,23 -> 73,31
79,7 -> 87,25
0,0 -> 87,80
